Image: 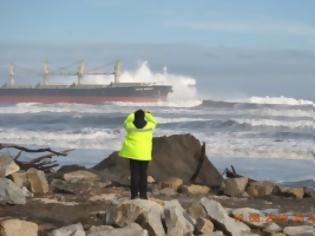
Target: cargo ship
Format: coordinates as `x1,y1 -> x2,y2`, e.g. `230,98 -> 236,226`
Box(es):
0,61 -> 173,104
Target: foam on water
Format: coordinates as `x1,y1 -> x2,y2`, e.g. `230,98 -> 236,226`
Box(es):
247,96 -> 314,106
234,118 -> 313,130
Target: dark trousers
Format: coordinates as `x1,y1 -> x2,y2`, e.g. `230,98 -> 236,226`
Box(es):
129,159 -> 149,199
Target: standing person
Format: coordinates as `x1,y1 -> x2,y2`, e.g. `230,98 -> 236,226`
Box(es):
119,109 -> 157,199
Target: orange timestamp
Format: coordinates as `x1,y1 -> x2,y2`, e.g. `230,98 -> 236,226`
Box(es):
233,213 -> 315,224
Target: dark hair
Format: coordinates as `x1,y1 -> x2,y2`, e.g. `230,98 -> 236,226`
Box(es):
133,109 -> 147,128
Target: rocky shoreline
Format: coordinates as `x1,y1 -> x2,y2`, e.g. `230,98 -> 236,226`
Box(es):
0,134 -> 314,236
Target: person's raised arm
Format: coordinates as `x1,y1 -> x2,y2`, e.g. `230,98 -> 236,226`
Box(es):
124,113 -> 135,130
145,112 -> 157,129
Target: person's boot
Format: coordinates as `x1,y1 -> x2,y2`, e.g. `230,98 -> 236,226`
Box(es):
131,193 -> 139,199
139,194 -> 148,200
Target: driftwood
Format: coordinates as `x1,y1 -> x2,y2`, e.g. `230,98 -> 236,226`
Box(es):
222,165 -> 256,182
190,142 -> 206,182
0,143 -> 67,156
0,143 -> 74,173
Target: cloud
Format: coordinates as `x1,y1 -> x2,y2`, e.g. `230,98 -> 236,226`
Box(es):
167,21 -> 315,38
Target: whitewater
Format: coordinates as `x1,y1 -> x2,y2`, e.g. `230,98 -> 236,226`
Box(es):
0,62 -> 314,183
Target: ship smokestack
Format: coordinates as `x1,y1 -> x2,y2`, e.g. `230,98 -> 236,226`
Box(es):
114,60 -> 121,84
8,64 -> 15,87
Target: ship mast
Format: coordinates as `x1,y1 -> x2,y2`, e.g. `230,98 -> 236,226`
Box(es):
77,60 -> 85,85
114,60 -> 121,84
8,64 -> 15,87
42,63 -> 49,85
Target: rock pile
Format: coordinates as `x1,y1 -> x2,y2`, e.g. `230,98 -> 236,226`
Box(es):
0,156 -> 49,205
0,134 -> 314,236
222,177 -> 308,199
2,196 -> 313,236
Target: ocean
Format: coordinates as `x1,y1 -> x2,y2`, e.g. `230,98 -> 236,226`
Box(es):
0,63 -> 313,186
0,96 -> 313,186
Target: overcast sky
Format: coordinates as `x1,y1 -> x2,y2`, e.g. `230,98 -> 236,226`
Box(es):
0,0 -> 314,100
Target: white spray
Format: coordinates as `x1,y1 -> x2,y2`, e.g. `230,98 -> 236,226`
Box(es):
121,62 -> 201,107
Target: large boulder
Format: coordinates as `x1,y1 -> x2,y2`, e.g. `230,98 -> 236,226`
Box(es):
0,178 -> 26,204
0,219 -> 38,236
0,156 -> 20,177
93,134 -> 223,188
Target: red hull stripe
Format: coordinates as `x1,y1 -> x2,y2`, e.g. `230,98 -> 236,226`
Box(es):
0,96 -> 166,104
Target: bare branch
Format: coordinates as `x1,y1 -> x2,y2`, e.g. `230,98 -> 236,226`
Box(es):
0,143 -> 68,156
0,143 -> 74,173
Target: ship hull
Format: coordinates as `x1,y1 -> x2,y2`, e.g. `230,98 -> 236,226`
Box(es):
0,85 -> 172,104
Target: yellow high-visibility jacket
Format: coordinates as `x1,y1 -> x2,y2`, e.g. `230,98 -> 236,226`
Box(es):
119,112 -> 157,161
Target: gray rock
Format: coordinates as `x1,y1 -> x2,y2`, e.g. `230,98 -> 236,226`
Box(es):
283,225 -> 314,236
87,225 -> 113,236
223,177 -> 248,197
164,201 -> 195,236
0,177 -> 26,204
10,171 -> 27,187
188,201 -> 207,220
231,207 -> 267,228
136,208 -> 165,236
0,219 -> 38,236
279,186 -> 305,199
159,188 -> 177,196
147,176 -> 156,184
241,233 -> 260,236
87,223 -> 148,236
113,199 -> 163,227
48,223 -> 86,236
263,222 -> 282,234
247,181 -> 275,197
63,170 -> 99,182
200,197 -> 251,236
26,168 -> 49,195
0,155 -> 20,177
161,177 -> 183,191
21,186 -> 34,198
201,231 -> 225,236
195,217 -> 214,234
164,200 -> 185,212
180,184 -> 210,195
